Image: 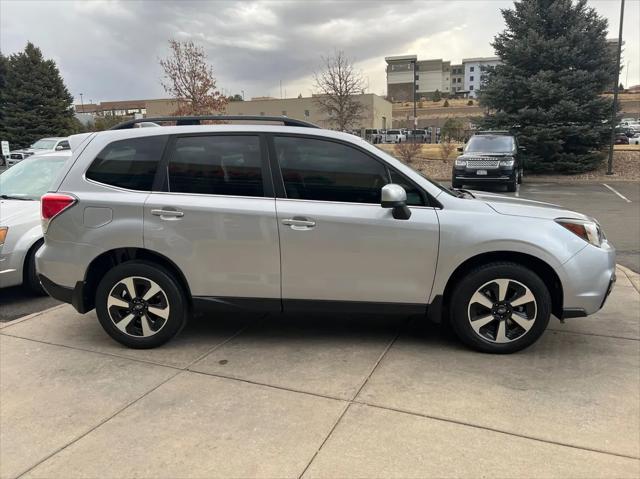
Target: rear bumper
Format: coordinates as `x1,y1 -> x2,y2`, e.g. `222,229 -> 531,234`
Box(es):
38,274 -> 92,313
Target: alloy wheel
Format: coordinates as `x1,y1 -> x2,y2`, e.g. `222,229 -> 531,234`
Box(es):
106,276 -> 170,337
467,278 -> 537,343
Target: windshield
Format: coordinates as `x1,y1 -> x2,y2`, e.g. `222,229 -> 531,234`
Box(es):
465,135 -> 514,153
388,130 -> 400,134
30,139 -> 58,150
0,155 -> 68,200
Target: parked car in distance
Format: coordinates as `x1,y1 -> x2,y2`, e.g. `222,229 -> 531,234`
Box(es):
452,131 -> 523,192
628,134 -> 640,145
364,129 -> 383,144
408,129 -> 428,143
614,133 -> 630,145
0,150 -> 72,292
36,116 -> 616,354
7,137 -> 70,167
384,129 -> 406,143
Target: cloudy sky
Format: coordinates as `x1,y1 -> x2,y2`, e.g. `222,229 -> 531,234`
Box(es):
1,0 -> 638,104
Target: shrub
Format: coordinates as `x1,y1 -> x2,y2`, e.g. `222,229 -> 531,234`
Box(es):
394,141 -> 422,164
467,100 -> 474,106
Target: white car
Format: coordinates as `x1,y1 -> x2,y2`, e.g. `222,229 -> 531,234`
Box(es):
7,137 -> 70,167
629,134 -> 640,145
384,129 -> 407,143
0,150 -> 71,292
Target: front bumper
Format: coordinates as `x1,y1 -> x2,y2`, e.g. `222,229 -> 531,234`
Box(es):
453,167 -> 515,182
559,241 -> 617,317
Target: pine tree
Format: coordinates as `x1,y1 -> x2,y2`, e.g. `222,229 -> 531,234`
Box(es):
1,43 -> 75,149
479,0 -> 616,173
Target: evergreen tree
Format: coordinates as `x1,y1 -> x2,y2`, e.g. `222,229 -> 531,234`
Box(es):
479,0 -> 615,173
1,43 -> 75,148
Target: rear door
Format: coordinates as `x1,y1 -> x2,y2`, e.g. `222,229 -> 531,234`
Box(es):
270,134 -> 439,311
144,134 -> 281,307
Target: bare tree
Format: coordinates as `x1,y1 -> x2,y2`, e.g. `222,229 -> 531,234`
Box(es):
394,141 -> 422,165
313,51 -> 365,131
159,40 -> 227,115
439,140 -> 456,161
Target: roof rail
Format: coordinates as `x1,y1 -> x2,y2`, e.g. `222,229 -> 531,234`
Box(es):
109,115 -> 320,130
475,130 -> 511,135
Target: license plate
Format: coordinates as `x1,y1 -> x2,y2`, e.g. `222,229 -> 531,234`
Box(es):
476,170 -> 487,175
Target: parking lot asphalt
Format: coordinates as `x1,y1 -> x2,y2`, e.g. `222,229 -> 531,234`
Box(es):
1,266 -> 638,478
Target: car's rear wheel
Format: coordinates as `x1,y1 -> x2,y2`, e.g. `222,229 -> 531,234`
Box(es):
95,261 -> 188,349
449,262 -> 551,353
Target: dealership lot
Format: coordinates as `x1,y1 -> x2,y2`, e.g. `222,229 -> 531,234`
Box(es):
1,266 -> 638,478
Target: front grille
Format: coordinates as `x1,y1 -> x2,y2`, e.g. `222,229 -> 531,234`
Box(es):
466,158 -> 500,168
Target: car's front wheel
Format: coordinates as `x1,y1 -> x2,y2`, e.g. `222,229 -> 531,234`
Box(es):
95,261 -> 188,349
449,262 -> 551,353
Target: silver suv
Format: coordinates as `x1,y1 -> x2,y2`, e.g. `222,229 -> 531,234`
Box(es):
36,116 -> 616,353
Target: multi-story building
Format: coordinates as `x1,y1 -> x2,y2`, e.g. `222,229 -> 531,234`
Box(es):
462,57 -> 501,98
450,64 -> 465,94
385,55 -> 452,102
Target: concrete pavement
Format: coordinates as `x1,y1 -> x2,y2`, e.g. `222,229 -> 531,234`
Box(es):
1,267 -> 639,478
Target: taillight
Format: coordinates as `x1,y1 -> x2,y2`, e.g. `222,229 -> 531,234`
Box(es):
41,193 -> 77,232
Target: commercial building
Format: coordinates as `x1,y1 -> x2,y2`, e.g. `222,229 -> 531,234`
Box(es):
75,94 -> 391,130
386,54 -> 502,101
385,55 -> 452,102
462,57 -> 501,98
224,93 -> 391,130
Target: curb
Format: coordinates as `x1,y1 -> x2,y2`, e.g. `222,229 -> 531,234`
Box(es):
616,264 -> 640,294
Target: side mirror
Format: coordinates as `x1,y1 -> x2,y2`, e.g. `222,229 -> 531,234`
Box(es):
457,146 -> 463,152
381,184 -> 411,220
55,145 -> 64,151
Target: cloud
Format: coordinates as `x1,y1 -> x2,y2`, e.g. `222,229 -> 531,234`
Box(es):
1,0 -> 637,103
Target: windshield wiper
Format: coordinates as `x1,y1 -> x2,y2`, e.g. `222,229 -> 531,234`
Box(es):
448,187 -> 475,199
457,189 -> 476,198
0,194 -> 34,201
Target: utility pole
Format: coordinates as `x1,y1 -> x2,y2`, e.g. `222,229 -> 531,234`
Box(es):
241,90 -> 245,100
607,0 -> 625,175
411,59 -> 417,129
79,93 -> 84,113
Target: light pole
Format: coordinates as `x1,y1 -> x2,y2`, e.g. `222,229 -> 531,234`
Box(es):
411,59 -> 417,129
79,93 -> 84,113
241,90 -> 245,100
625,61 -> 631,90
607,0 -> 625,175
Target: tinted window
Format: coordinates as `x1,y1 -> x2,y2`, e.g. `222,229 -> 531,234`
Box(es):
389,169 -> 426,206
274,136 -> 388,204
465,135 -> 514,153
168,136 -> 263,197
86,136 -> 166,190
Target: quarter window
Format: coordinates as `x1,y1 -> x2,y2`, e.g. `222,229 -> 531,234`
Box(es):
274,136 -> 388,204
86,136 -> 167,191
168,135 -> 263,197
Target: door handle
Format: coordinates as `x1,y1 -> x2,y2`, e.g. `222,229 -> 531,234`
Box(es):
151,209 -> 184,218
282,217 -> 316,229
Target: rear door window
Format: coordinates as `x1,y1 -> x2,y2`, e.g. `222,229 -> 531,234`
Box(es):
167,135 -> 264,197
86,136 -> 167,191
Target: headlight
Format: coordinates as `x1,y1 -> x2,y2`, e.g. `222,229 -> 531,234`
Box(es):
455,159 -> 467,166
0,227 -> 7,246
555,218 -> 603,247
499,159 -> 515,166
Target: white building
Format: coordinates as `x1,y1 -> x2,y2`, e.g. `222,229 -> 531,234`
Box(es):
462,57 -> 501,98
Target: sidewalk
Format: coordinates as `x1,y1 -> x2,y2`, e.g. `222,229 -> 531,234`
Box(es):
1,267 -> 639,478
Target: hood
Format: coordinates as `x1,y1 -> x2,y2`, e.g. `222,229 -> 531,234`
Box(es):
469,190 -> 590,221
459,152 -> 513,158
0,200 -> 41,226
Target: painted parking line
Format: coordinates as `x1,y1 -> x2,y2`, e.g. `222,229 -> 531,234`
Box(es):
602,183 -> 632,203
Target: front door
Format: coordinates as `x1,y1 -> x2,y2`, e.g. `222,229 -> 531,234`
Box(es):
271,135 -> 439,311
144,134 -> 280,306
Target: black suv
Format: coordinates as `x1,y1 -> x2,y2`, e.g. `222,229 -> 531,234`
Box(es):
452,131 -> 523,192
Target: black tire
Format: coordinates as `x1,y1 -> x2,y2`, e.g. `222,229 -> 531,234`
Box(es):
517,169 -> 523,185
95,261 -> 189,349
506,176 -> 517,192
449,262 -> 551,354
24,240 -> 46,295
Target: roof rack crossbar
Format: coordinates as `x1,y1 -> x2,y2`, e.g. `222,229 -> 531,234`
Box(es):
109,115 -> 320,130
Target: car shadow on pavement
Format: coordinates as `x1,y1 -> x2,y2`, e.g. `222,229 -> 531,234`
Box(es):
0,286 -> 61,322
